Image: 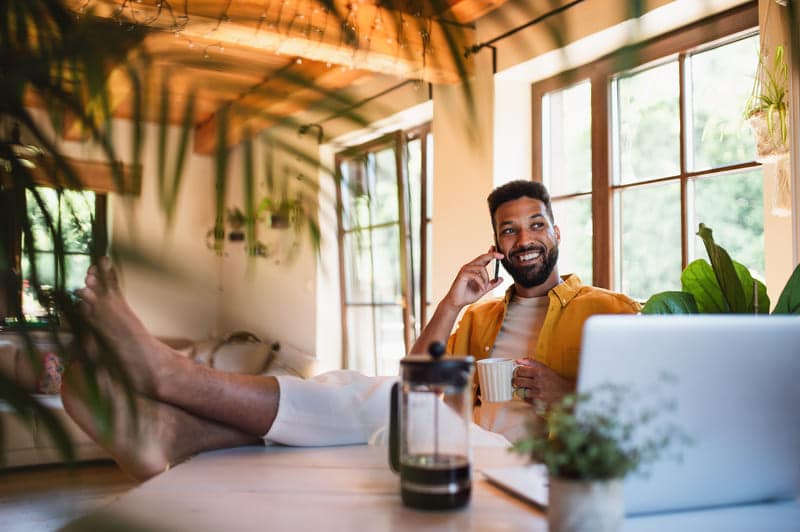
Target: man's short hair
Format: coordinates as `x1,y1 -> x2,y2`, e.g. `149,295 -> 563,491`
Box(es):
487,180 -> 554,229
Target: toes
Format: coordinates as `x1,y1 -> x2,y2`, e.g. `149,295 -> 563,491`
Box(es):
75,288 -> 97,318
98,256 -> 119,290
76,287 -> 97,305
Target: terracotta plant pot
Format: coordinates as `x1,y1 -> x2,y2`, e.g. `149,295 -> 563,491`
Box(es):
548,477 -> 624,532
747,111 -> 789,163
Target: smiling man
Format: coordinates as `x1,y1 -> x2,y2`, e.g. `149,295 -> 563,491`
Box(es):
411,180 -> 640,421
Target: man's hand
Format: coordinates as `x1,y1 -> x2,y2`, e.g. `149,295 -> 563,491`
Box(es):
441,248 -> 504,311
511,359 -> 575,406
409,248 -> 504,355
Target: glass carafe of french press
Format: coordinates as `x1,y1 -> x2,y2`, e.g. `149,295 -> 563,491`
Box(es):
389,342 -> 474,510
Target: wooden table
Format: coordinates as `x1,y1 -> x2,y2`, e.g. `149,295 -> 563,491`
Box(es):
65,444 -> 800,531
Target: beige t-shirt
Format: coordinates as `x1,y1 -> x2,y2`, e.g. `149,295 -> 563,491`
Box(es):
476,294 -> 549,442
491,294 -> 549,359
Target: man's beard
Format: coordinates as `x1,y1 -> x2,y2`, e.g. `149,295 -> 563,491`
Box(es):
501,243 -> 559,289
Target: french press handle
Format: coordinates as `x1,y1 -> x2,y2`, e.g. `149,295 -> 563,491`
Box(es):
389,381 -> 400,473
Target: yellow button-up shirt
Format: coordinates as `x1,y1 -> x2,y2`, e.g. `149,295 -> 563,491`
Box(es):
445,274 -> 641,383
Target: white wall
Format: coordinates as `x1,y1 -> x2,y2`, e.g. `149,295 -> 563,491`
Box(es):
430,51 -> 497,305
216,125 -> 321,356
32,110 -> 219,339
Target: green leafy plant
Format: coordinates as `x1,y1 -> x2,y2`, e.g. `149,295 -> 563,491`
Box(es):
511,384 -> 687,481
744,44 -> 789,148
642,223 -> 800,315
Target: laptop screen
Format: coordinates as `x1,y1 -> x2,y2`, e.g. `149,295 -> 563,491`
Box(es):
577,315 -> 800,515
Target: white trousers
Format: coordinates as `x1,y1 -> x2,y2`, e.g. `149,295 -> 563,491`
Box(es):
265,370 -> 508,448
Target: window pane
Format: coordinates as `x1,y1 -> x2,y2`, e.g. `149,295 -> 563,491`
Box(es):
343,230 -> 373,304
61,190 -> 95,252
407,137 -> 422,333
21,252 -> 55,318
543,80 -> 592,195
346,306 -> 376,374
25,188 -> 60,251
617,183 -> 682,300
691,169 -> 764,277
339,159 -> 370,230
689,34 -> 759,171
371,225 -> 402,303
370,148 -> 399,226
375,306 -> 405,376
426,133 -> 434,217
615,61 -> 680,184
552,197 -> 593,285
65,254 -> 92,292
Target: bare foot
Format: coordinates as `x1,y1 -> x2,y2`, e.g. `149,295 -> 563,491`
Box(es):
75,257 -> 176,397
62,363 -> 260,481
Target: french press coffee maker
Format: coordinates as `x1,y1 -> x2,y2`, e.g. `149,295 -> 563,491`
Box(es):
389,342 -> 474,510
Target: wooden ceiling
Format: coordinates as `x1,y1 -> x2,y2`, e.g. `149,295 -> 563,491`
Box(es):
57,0 -> 508,154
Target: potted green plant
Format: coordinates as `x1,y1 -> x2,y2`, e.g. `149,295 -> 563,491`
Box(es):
511,385 -> 685,532
642,223 -> 800,315
745,44 -> 789,162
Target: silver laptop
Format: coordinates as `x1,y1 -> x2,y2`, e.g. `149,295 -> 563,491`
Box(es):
483,314 -> 800,516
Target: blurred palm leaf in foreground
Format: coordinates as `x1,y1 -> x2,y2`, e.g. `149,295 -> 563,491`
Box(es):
0,0 -> 476,465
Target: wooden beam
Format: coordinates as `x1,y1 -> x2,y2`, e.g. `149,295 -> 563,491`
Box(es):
193,62 -> 368,154
443,0 -> 511,23
70,0 -> 474,84
1,156 -> 141,195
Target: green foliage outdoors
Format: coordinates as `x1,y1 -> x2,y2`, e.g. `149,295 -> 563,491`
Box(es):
511,384 -> 689,481
642,223 -> 800,315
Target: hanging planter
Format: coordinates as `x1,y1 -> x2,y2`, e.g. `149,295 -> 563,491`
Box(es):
745,45 -> 789,163
747,110 -> 789,163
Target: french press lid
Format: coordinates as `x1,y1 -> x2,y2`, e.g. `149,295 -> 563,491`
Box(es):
400,342 -> 474,386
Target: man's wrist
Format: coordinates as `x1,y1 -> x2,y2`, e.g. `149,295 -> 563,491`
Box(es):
438,297 -> 464,315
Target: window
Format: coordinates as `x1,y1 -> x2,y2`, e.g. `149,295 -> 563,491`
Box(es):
1,185 -> 107,322
336,124 -> 432,375
533,4 -> 762,300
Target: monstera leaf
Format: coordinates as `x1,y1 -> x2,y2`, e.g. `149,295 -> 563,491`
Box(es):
643,224 -> 769,314
773,263 -> 800,314
641,291 -> 699,315
695,224 -> 769,313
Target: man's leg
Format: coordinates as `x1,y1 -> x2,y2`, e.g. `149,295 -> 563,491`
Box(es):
75,258 -> 280,437
61,363 -> 260,480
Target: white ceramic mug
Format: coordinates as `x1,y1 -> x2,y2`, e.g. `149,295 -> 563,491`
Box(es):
476,357 -> 519,403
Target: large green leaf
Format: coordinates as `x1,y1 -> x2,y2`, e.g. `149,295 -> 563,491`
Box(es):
697,224 -> 747,312
773,263 -> 800,314
681,259 -> 729,313
733,262 -> 770,314
641,291 -> 699,314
